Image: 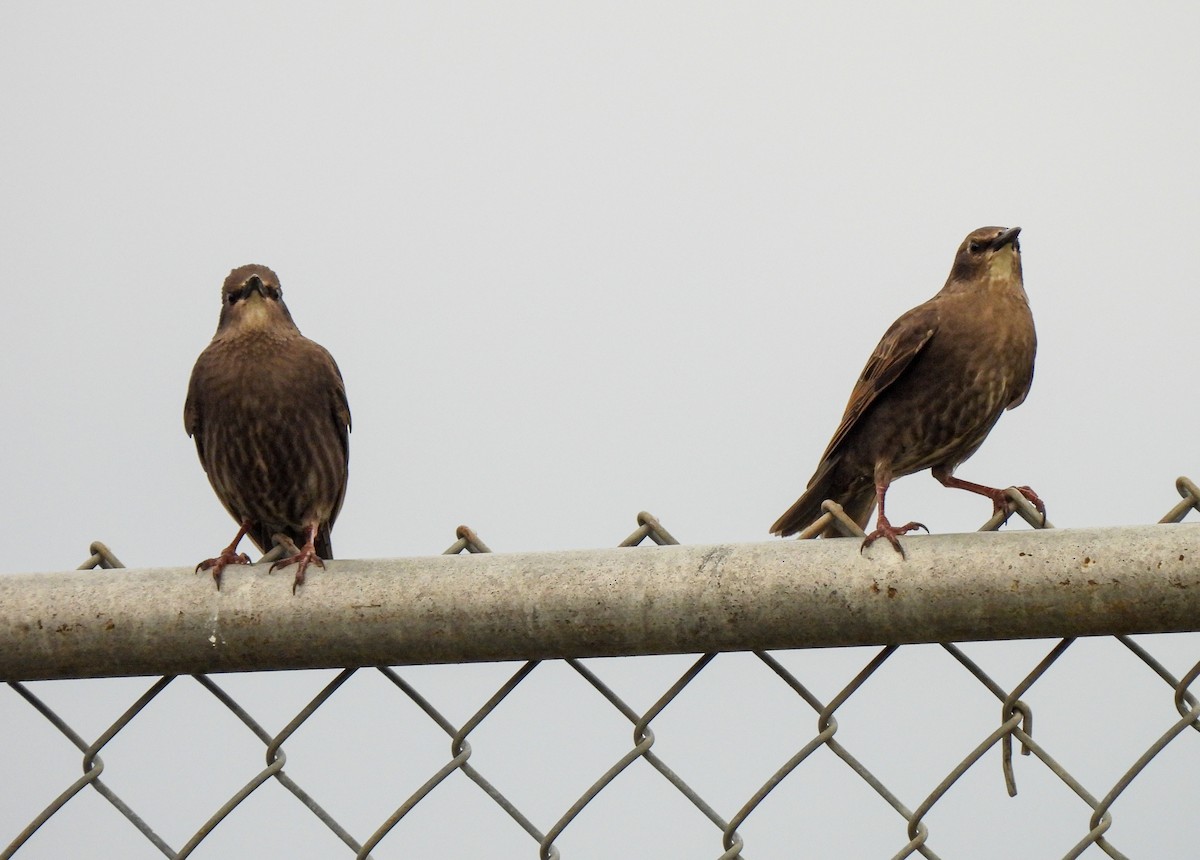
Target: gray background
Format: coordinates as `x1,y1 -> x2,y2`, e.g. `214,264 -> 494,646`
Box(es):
2,3 -> 1199,857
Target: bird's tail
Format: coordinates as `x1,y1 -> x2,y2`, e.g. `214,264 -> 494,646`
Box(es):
771,461 -> 875,538
313,523 -> 334,559
825,485 -> 876,538
248,523 -> 334,559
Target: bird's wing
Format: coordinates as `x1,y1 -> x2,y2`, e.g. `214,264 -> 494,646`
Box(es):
183,363 -> 207,465
819,302 -> 939,461
324,349 -> 352,531
1005,329 -> 1037,410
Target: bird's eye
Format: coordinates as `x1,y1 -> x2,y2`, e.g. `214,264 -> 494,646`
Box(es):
968,241 -> 982,254
226,292 -> 237,304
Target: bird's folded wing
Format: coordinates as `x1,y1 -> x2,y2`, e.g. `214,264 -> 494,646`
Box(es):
819,302 -> 939,461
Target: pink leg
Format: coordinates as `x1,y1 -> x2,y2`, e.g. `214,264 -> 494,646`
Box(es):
932,468 -> 1046,524
269,522 -> 326,594
861,481 -> 928,558
196,518 -> 254,590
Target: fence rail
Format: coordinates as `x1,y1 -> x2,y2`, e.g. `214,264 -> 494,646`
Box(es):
2,524 -> 1200,683
4,477 -> 1200,859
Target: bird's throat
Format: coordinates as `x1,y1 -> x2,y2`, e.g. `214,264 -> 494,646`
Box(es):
234,297 -> 276,331
987,248 -> 1019,281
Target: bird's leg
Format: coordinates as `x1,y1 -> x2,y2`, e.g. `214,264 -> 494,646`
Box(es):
195,518 -> 254,589
861,480 -> 928,558
269,522 -> 325,594
932,468 -> 1046,525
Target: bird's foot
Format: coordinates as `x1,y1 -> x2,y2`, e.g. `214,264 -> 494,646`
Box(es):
990,485 -> 1047,526
861,518 -> 928,558
270,547 -> 325,594
1013,486 -> 1047,525
195,549 -> 252,590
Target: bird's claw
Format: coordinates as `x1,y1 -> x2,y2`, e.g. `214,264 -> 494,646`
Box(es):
990,485 -> 1047,526
195,550 -> 251,590
1014,485 -> 1048,526
270,550 -> 325,594
861,520 -> 927,558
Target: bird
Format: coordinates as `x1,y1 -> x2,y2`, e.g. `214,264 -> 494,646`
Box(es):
770,226 -> 1041,555
185,264 -> 351,591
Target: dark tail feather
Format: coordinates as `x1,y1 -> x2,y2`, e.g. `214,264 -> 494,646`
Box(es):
825,486 -> 875,538
246,523 -> 274,558
247,522 -> 334,559
314,523 -> 333,560
771,461 -> 875,538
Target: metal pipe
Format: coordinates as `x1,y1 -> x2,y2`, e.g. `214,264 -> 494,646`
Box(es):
2,524 -> 1199,681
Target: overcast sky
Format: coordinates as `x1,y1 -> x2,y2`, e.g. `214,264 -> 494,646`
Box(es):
2,3 -> 1199,858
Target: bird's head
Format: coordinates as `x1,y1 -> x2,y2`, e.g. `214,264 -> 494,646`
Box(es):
216,264 -> 298,333
947,226 -> 1023,290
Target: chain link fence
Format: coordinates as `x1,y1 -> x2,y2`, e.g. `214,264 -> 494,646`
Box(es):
4,477 -> 1200,858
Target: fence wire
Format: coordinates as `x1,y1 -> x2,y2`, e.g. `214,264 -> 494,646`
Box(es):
4,477 -> 1200,858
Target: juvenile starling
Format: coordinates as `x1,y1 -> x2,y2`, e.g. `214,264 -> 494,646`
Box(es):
770,226 -> 1041,554
185,264 -> 350,591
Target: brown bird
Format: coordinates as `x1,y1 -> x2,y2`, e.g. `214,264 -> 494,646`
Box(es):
185,264 -> 351,591
770,226 -> 1041,554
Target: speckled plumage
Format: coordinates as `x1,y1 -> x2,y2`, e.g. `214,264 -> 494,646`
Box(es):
186,264 -> 350,590
771,226 -> 1039,553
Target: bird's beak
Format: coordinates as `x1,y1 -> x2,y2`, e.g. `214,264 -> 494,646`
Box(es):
244,275 -> 265,297
993,226 -> 1021,249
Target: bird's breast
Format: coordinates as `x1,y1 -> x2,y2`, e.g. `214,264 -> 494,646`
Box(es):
849,296 -> 1034,477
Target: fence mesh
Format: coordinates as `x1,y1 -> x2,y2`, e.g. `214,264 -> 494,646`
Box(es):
4,477 -> 1200,858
